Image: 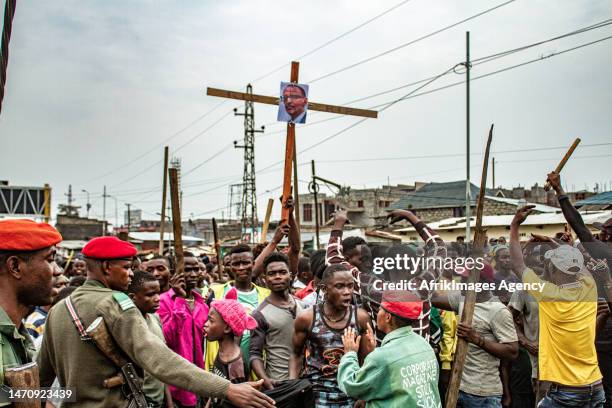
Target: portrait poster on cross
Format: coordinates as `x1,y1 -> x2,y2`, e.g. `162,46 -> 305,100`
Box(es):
278,82 -> 309,124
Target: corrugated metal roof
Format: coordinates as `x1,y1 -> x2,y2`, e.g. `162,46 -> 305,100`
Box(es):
129,232 -> 204,242
388,180 -> 494,210
576,191 -> 612,206
394,211 -> 611,232
485,196 -> 558,213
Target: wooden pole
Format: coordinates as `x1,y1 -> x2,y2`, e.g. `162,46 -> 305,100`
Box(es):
543,138 -> 581,191
292,142 -> 301,252
43,183 -> 51,224
446,124 -> 493,408
260,198 -> 274,243
159,146 -> 169,254
281,61 -> 300,224
212,217 -> 224,275
169,168 -> 184,277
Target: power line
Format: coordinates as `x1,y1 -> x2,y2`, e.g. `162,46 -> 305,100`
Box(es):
79,100 -> 228,184
306,0 -> 517,84
370,34 -> 612,107
314,143 -> 612,163
249,0 -> 416,84
260,18 -> 612,134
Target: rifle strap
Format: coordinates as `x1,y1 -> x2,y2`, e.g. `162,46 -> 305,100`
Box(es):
65,296 -> 91,342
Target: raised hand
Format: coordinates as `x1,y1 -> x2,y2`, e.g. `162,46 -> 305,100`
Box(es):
546,171 -> 563,193
333,209 -> 349,227
363,323 -> 376,355
342,326 -> 361,354
272,223 -> 290,244
512,205 -> 536,226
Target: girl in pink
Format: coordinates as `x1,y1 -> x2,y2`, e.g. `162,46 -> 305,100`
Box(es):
204,288 -> 258,407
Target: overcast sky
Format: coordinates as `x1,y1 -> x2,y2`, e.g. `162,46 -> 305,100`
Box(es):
1,0 -> 611,226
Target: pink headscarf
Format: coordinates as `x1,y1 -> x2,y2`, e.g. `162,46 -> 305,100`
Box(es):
210,288 -> 257,336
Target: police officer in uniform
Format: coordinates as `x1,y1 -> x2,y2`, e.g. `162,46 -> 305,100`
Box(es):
38,236 -> 274,408
0,219 -> 63,398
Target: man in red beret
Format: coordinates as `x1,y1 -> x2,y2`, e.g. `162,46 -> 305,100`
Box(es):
338,291 -> 442,407
38,236 -> 274,408
0,219 -> 63,385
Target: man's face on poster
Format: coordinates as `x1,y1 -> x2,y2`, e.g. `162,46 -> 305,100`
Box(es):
282,85 -> 307,119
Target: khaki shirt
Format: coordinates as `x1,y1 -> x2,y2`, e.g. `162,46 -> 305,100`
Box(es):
38,280 -> 229,407
0,306 -> 37,407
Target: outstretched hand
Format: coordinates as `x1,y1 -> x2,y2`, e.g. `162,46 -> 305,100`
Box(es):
226,381 -> 275,408
342,326 -> 361,354
387,209 -> 414,224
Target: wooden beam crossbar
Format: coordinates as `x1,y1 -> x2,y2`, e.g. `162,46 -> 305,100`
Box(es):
207,87 -> 378,119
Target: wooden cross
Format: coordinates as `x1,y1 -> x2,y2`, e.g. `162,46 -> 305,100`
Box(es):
207,61 -> 378,222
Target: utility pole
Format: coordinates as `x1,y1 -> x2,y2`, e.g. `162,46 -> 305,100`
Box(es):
65,185 -> 74,206
102,185 -> 108,236
82,189 -> 91,218
234,84 -> 264,243
465,31 -> 472,243
125,203 -> 132,232
310,160 -> 320,249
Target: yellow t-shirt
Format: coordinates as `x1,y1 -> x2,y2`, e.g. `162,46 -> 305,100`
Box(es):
523,268 -> 601,386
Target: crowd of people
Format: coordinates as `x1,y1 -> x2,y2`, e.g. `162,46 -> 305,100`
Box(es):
0,171 -> 610,408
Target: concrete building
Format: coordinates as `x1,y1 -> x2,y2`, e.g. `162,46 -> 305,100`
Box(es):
298,184 -> 416,229
387,181 -> 559,223
394,211 -> 611,242
55,214 -> 105,241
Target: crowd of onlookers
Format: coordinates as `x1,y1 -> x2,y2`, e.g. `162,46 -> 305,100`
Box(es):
24,172 -> 612,408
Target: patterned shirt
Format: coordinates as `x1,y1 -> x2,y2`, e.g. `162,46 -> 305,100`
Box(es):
326,221 -> 446,345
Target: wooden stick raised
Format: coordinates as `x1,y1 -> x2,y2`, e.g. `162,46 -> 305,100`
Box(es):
280,61 -> 300,224
260,198 -> 274,243
544,138 -> 581,191
159,146 -> 169,254
169,168 -> 184,277
212,217 -> 223,275
446,124 -> 494,408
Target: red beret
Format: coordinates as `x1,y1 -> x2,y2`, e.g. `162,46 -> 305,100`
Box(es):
0,219 -> 62,251
381,291 -> 423,320
82,236 -> 137,260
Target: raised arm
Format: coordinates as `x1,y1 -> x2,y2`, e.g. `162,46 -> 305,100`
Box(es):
388,209 -> 447,259
509,205 -> 535,280
547,172 -> 595,243
252,224 -> 289,278
112,307 -> 274,408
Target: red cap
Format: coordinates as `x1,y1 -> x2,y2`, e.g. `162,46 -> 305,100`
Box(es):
381,291 -> 423,320
0,219 -> 62,251
82,236 -> 137,260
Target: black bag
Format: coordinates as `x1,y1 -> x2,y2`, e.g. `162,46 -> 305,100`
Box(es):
263,379 -> 314,408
